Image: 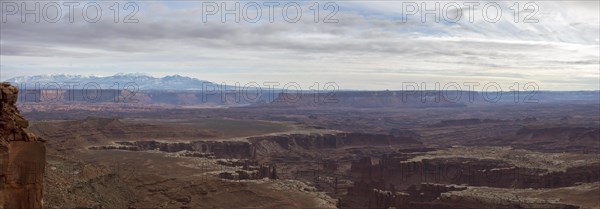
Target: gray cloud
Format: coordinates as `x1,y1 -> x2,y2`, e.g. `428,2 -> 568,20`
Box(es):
0,1 -> 598,90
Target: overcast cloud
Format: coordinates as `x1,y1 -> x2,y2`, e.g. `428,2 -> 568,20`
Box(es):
0,1 -> 598,90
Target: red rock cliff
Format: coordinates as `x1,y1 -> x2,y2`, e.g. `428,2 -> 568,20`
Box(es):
0,83 -> 46,209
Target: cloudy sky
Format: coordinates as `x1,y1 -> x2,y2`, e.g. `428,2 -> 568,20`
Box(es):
1,1 -> 598,90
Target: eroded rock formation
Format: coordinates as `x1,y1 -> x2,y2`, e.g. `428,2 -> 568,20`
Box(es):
344,153 -> 598,209
0,83 -> 46,209
89,132 -> 422,160
349,154 -> 599,190
249,133 -> 422,157
89,140 -> 253,159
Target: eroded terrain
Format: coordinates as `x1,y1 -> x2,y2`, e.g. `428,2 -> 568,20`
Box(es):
10,90 -> 600,208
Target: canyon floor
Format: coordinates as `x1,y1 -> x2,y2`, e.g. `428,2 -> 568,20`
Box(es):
18,99 -> 600,209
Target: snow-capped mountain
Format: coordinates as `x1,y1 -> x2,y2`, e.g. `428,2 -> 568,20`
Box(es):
4,74 -> 222,90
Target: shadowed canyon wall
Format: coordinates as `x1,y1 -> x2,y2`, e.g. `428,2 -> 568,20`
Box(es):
0,83 -> 46,209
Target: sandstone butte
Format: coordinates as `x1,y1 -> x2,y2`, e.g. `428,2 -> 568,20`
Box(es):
0,82 -> 46,209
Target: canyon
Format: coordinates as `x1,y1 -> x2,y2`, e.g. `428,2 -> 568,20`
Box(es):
1,83 -> 599,208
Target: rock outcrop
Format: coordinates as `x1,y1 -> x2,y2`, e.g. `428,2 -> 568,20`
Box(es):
89,132 -> 423,160
349,155 -> 599,190
0,83 -> 46,209
249,133 -> 422,157
514,126 -> 600,153
344,153 -> 599,209
89,140 -> 253,159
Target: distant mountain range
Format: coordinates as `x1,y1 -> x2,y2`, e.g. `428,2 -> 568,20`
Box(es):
4,74 -> 227,90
